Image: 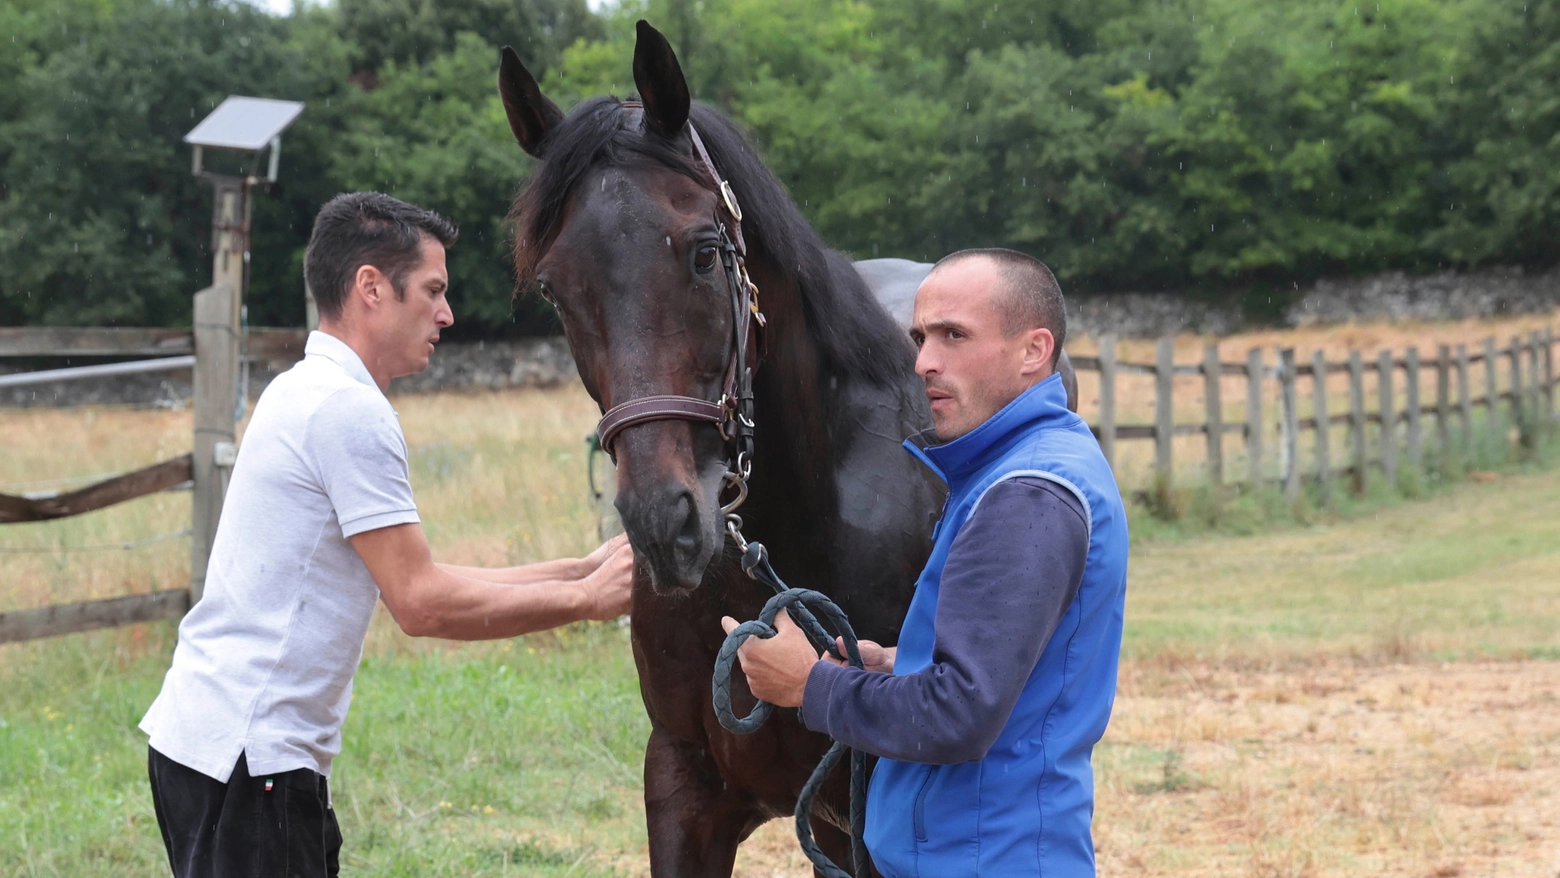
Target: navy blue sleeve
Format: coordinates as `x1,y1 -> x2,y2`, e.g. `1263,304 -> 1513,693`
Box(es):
800,477 -> 1089,763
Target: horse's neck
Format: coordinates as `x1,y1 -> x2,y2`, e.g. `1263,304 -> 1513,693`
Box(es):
743,260 -> 844,518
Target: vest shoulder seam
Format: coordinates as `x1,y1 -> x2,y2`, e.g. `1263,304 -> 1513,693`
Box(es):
968,469 -> 1093,543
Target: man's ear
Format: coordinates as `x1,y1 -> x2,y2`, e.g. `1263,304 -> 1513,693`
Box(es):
1023,327 -> 1057,377
353,265 -> 390,310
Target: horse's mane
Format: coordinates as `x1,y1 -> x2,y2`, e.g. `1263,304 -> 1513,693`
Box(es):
510,96 -> 915,388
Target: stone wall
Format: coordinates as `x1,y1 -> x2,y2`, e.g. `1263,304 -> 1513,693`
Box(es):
1068,265 -> 1560,339
6,265 -> 1559,408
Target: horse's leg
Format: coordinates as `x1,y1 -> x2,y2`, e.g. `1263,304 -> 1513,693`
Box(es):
644,727 -> 758,878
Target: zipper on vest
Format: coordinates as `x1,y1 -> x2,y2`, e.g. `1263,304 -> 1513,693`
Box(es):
912,767 -> 935,843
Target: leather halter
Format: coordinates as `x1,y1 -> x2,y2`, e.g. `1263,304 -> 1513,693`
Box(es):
594,102 -> 766,515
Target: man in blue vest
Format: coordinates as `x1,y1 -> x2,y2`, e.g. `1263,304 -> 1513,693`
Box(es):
723,248 -> 1129,876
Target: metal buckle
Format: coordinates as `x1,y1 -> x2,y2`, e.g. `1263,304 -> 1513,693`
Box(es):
719,180 -> 743,222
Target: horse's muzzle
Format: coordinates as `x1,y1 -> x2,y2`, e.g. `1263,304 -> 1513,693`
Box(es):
611,422 -> 725,593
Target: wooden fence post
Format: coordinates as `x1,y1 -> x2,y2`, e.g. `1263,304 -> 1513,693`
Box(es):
1379,350 -> 1397,488
1155,337 -> 1174,482
1348,350 -> 1367,495
1404,347 -> 1423,470
1510,336 -> 1524,428
1545,327 -> 1556,429
1280,347 -> 1299,503
1247,348 -> 1264,485
1098,334 -> 1117,470
1484,336 -> 1500,446
1436,344 -> 1451,456
191,282 -> 241,606
1457,344 -> 1473,454
1312,350 -> 1331,503
1204,343 -> 1223,486
1530,331 -> 1544,424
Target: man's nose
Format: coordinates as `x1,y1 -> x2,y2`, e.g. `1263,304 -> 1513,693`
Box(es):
914,344 -> 939,378
436,300 -> 454,328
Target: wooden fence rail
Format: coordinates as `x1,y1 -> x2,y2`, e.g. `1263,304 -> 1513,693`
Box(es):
0,454 -> 193,523
1086,327 -> 1558,492
1,284 -> 245,644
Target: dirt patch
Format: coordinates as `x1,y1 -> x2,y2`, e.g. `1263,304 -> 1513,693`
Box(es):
718,660 -> 1560,878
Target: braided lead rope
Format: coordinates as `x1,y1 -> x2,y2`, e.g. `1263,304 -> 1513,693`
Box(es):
713,541 -> 871,878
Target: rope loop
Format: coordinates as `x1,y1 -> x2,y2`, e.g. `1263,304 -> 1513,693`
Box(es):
712,540 -> 871,878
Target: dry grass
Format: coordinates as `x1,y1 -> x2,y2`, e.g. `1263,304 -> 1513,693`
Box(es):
1095,660 -> 1560,878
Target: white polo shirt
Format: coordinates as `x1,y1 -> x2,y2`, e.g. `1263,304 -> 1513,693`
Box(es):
140,331 -> 421,782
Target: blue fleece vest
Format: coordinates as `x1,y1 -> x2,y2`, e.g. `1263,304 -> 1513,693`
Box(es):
864,373 -> 1129,877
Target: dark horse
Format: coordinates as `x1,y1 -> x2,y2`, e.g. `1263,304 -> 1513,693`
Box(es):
499,21 -> 1072,875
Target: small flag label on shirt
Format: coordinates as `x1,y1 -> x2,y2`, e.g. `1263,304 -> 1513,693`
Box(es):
264,779 -> 274,792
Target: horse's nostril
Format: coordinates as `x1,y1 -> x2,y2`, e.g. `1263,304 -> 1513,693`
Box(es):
673,493 -> 701,554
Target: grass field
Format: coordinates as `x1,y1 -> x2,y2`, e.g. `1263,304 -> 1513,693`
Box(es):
3,317 -> 1559,877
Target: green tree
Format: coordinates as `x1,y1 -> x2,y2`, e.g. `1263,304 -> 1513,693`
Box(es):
0,0 -> 348,327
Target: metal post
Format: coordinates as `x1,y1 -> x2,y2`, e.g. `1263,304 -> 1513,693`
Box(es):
1379,350 -> 1397,489
1204,343 -> 1223,486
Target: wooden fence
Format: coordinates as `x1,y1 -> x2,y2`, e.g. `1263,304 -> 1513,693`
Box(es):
6,311 -> 1555,641
0,287 -> 308,643
1078,328 -> 1557,499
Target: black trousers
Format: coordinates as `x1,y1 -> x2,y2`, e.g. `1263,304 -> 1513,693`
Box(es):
147,746 -> 342,878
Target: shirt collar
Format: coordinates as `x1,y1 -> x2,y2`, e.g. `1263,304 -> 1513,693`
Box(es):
304,331 -> 378,390
903,372 -> 1073,486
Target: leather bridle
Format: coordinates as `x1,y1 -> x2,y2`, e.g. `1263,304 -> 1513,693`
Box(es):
593,102 -> 767,528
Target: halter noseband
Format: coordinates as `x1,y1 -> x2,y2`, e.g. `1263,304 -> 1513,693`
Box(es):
593,102 -> 766,521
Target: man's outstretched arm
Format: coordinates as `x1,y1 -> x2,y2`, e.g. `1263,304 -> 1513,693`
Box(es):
353,523 -> 634,640
437,534 -> 629,585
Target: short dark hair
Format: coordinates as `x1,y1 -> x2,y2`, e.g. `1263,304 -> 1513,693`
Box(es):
934,248 -> 1066,365
304,192 -> 458,320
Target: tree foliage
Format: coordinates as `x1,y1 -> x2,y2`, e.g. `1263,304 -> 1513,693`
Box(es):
0,0 -> 1555,333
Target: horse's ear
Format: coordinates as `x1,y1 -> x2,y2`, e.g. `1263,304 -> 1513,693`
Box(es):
498,46 -> 563,158
632,20 -> 690,140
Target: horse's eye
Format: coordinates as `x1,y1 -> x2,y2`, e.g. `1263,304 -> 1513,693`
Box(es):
537,282 -> 558,306
694,245 -> 718,273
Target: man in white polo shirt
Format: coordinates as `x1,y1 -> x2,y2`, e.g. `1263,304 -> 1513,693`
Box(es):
139,192 -> 635,878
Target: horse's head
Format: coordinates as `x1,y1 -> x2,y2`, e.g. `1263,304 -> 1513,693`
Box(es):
501,22 -> 743,594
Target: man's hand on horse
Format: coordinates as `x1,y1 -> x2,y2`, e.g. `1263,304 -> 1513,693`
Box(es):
582,533 -> 630,572
720,610 -> 818,708
577,538 -> 636,620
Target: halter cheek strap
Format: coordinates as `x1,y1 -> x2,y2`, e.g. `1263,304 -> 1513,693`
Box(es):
594,101 -> 764,519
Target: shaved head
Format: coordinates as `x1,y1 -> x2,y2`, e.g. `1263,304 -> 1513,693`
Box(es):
931,248 -> 1066,366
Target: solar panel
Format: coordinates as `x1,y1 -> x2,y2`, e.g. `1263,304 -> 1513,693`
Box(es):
183,96 -> 305,151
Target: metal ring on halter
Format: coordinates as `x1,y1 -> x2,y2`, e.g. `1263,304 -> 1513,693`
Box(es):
720,471 -> 749,515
